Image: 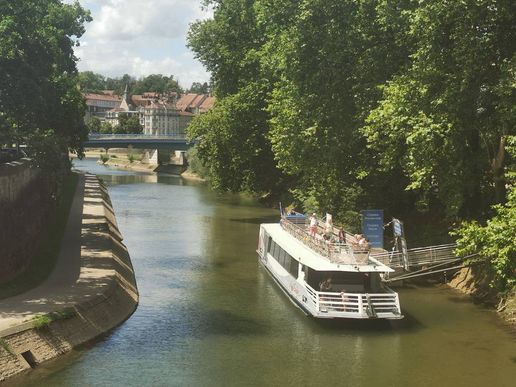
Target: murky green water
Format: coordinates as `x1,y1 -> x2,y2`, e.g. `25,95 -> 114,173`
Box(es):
9,159 -> 515,386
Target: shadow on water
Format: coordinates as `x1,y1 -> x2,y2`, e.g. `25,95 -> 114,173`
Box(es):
306,310 -> 425,334
229,216 -> 279,225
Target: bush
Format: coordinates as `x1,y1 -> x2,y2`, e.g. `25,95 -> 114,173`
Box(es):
32,315 -> 52,330
100,154 -> 109,164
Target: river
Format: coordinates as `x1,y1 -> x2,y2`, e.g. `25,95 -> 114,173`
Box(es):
9,159 -> 515,386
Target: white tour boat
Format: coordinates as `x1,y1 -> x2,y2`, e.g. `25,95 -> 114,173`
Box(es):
257,212 -> 403,319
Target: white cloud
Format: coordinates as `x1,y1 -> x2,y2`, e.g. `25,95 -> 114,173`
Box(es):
72,0 -> 213,88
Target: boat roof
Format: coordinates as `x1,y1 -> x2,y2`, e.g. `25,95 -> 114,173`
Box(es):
261,223 -> 394,273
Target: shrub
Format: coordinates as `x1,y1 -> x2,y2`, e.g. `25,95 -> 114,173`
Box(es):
32,315 -> 52,330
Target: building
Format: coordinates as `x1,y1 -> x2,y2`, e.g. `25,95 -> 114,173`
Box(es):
83,88 -> 215,136
142,99 -> 193,136
176,93 -> 216,115
84,93 -> 122,122
104,86 -> 140,127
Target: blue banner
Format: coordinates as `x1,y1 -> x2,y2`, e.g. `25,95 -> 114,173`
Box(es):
361,210 -> 384,248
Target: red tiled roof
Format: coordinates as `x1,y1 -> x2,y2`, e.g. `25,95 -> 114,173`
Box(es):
83,93 -> 121,102
176,93 -> 206,111
199,96 -> 215,113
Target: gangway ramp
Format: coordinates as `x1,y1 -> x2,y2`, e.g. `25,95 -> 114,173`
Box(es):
371,243 -> 458,269
371,244 -> 480,282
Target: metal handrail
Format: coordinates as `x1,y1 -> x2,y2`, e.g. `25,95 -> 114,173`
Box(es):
280,216 -> 371,265
371,243 -> 458,268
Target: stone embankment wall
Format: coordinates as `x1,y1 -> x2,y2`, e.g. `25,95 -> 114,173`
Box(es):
0,160 -> 49,282
0,175 -> 139,381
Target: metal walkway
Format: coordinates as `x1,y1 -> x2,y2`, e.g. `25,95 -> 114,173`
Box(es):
371,243 -> 458,268
370,244 -> 481,282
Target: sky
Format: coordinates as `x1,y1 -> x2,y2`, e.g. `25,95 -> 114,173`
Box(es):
68,0 -> 213,89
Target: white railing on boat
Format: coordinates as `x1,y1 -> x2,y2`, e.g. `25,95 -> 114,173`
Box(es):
305,284 -> 401,317
280,216 -> 371,265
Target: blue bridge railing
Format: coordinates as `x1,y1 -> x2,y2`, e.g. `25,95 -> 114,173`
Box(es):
87,134 -> 188,140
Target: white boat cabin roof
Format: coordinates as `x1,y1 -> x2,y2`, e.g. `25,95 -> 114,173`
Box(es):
261,223 -> 394,273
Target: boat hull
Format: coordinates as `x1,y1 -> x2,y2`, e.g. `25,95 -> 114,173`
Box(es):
257,250 -> 403,320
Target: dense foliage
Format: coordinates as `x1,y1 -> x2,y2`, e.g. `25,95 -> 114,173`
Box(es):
453,136 -> 515,293
0,0 -> 91,184
114,113 -> 143,134
78,72 -> 184,95
188,1 -> 515,290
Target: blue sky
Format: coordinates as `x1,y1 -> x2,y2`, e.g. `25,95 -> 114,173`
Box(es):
69,0 -> 213,88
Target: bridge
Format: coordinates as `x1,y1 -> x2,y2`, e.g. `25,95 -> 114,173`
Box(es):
83,134 -> 193,151
83,134 -> 194,167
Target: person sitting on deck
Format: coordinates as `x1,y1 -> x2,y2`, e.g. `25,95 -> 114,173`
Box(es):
309,213 -> 318,237
358,237 -> 370,251
319,277 -> 332,292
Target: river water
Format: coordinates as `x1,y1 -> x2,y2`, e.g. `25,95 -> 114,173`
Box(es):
9,159 -> 515,387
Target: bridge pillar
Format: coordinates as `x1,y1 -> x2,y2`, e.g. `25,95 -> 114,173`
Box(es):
142,149 -> 170,165
141,149 -> 158,165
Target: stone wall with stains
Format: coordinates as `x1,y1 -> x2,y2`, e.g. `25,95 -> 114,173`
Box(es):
0,175 -> 139,381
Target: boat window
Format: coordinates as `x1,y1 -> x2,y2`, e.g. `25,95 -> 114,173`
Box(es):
272,241 -> 279,258
289,258 -> 299,278
266,236 -> 272,253
305,269 -> 369,292
279,248 -> 287,267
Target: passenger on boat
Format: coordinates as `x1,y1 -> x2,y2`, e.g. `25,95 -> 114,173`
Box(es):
309,213 -> 318,237
338,228 -> 345,244
319,277 -> 332,292
340,290 -> 349,312
359,237 -> 370,251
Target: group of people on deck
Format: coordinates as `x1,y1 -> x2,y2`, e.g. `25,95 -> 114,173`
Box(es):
307,213 -> 370,251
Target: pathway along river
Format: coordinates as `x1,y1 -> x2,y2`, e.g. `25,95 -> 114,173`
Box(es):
9,158 -> 515,387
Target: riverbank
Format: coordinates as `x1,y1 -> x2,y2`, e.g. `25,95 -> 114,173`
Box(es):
0,174 -> 139,382
448,265 -> 516,329
72,151 -> 206,181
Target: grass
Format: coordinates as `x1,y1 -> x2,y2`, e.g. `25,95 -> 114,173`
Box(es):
0,173 -> 79,300
32,315 -> 52,330
31,308 -> 77,331
0,338 -> 13,355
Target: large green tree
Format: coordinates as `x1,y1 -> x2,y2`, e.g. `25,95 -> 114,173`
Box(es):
0,0 -> 91,177
187,0 -> 285,194
364,0 -> 515,218
78,71 -> 106,93
115,113 -> 143,134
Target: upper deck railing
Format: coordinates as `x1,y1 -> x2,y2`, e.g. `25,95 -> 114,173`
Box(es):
280,214 -> 374,265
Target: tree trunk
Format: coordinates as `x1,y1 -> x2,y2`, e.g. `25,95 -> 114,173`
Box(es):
492,136 -> 506,204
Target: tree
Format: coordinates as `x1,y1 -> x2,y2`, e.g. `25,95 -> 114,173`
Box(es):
78,71 -> 106,93
453,136 -> 516,294
100,121 -> 113,134
0,0 -> 91,187
364,0 -> 515,218
86,117 -> 102,133
187,0 -> 285,194
188,82 -> 209,94
115,113 -> 142,134
132,74 -> 183,95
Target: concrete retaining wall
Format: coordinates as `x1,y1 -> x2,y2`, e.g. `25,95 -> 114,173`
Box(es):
0,174 -> 139,381
0,161 -> 51,282
0,159 -> 38,202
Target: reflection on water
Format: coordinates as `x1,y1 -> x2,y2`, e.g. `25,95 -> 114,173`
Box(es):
9,158 -> 516,387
